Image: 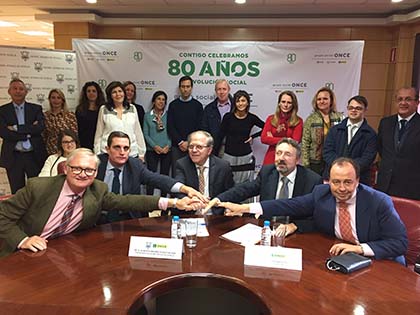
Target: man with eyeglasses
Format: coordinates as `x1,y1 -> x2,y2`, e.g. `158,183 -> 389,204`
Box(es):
167,76 -> 203,176
377,87 -> 420,200
220,157 -> 407,264
96,131 -> 206,223
173,130 -> 234,215
0,148 -> 203,257
323,95 -> 377,185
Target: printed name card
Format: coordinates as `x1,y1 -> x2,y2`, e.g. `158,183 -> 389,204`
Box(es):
128,236 -> 183,260
244,245 -> 302,271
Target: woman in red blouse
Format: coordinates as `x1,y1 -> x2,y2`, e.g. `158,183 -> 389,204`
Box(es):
261,90 -> 303,165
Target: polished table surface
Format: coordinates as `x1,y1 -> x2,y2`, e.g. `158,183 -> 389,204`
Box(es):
0,216 -> 419,314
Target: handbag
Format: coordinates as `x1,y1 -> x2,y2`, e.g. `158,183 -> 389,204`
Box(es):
326,252 -> 372,274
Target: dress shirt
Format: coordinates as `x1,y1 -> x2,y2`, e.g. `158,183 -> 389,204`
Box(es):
104,161 -> 183,194
195,158 -> 210,198
13,102 -> 32,151
346,120 -> 363,144
40,181 -> 84,239
333,190 -> 374,256
398,112 -> 416,124
217,99 -> 231,120
274,167 -> 297,199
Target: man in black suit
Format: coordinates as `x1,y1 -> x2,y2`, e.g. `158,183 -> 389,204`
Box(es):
96,131 -> 205,223
174,130 -> 234,215
0,79 -> 47,193
208,138 -> 322,229
377,87 -> 420,200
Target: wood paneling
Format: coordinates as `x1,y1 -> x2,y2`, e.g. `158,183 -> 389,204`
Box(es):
94,25 -> 142,39
350,27 -> 394,41
208,27 -> 278,41
360,63 -> 389,90
362,40 -> 393,63
278,26 -> 351,40
142,26 -> 208,40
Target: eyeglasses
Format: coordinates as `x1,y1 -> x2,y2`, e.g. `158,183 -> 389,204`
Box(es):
62,140 -> 75,145
188,145 -> 209,151
396,97 -> 418,103
347,106 -> 364,111
67,165 -> 96,177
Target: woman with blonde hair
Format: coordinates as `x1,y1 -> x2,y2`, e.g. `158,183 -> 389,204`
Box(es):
301,87 -> 342,175
261,90 -> 303,165
43,88 -> 78,155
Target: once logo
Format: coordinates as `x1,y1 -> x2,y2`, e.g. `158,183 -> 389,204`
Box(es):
56,74 -> 64,84
34,62 -> 43,72
67,85 -> 75,94
287,53 -> 297,64
65,54 -> 74,64
36,94 -> 45,104
20,51 -> 30,61
10,72 -> 19,80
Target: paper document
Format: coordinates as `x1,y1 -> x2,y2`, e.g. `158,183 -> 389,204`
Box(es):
220,223 -> 262,246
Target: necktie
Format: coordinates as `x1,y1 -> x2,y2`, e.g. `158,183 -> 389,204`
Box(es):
50,194 -> 81,239
198,165 -> 205,195
112,168 -> 121,194
398,119 -> 407,141
338,201 -> 356,244
277,177 -> 289,199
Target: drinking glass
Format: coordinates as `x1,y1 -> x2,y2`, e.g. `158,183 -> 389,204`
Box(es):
271,216 -> 289,247
184,219 -> 198,249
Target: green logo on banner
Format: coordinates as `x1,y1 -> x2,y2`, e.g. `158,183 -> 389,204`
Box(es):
287,53 -> 296,64
325,82 -> 335,90
98,79 -> 107,89
133,51 -> 143,62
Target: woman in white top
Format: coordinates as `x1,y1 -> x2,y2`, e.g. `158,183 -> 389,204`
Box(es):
94,81 -> 146,160
39,129 -> 79,177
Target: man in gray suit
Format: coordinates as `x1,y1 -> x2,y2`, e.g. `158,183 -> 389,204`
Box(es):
174,130 -> 234,215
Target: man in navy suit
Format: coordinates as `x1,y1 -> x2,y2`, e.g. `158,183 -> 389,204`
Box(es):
96,131 -> 204,223
174,130 -> 234,215
221,157 -> 407,263
377,87 -> 420,200
323,95 -> 377,185
0,79 -> 47,193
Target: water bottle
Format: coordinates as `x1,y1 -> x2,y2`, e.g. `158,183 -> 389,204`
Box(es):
171,216 -> 180,239
261,220 -> 271,246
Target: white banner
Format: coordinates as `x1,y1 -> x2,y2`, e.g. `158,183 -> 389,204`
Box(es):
0,45 -> 78,110
73,39 -> 364,166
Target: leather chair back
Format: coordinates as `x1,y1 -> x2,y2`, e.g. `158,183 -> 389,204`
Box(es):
391,196 -> 420,265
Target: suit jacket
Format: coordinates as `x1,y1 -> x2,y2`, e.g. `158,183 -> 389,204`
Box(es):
97,154 -> 177,195
0,101 -> 47,168
201,96 -> 234,142
217,164 -> 322,203
260,184 -> 408,262
174,155 -> 234,214
0,175 -> 159,257
323,118 -> 377,185
377,113 -> 420,200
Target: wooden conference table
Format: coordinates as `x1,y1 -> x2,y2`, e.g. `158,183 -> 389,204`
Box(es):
0,216 -> 419,314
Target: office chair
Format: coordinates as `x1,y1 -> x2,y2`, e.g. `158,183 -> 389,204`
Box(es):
391,196 -> 420,266
128,273 -> 271,315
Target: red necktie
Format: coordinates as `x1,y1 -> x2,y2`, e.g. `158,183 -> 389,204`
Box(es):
50,194 -> 80,239
338,201 -> 357,244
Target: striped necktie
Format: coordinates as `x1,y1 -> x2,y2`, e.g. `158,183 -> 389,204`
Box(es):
50,194 -> 81,239
338,201 -> 357,244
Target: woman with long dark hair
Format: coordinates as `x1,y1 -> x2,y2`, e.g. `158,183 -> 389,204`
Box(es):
94,81 -> 146,159
123,81 -> 145,128
75,81 -> 105,150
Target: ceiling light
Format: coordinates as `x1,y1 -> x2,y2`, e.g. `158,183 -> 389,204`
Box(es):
235,0 -> 246,4
391,0 -> 403,3
17,31 -> 50,36
86,0 -> 97,3
0,20 -> 18,27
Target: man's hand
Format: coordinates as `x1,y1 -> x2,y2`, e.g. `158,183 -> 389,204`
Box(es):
274,223 -> 298,237
244,137 -> 253,144
180,185 -> 208,203
175,197 -> 204,211
219,202 -> 250,216
329,243 -> 364,256
178,141 -> 188,152
19,236 -> 48,253
202,198 -> 220,214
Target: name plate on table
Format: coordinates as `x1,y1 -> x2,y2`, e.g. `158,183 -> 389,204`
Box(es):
244,245 -> 302,271
128,236 -> 183,260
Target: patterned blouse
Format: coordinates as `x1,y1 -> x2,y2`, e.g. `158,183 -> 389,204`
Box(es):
42,110 -> 78,155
